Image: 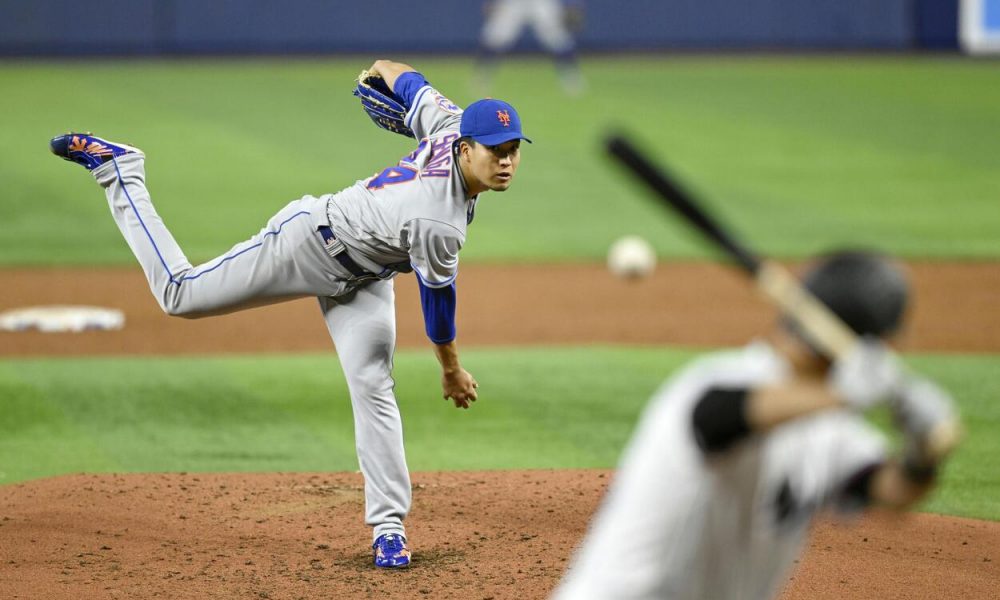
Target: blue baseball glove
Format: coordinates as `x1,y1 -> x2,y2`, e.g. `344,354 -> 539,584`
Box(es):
353,70 -> 414,138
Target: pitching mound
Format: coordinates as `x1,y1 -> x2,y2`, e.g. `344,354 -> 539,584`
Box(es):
1,470 -> 997,599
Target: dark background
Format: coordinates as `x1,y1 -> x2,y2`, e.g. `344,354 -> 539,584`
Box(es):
0,0 -> 959,57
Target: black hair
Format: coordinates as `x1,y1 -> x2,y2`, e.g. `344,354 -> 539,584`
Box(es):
452,136 -> 477,158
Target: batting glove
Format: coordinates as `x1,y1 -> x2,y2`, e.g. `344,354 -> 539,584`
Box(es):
829,338 -> 903,411
892,376 -> 959,481
892,375 -> 957,440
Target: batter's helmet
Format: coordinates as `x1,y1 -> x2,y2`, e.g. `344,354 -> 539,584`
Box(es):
800,250 -> 910,338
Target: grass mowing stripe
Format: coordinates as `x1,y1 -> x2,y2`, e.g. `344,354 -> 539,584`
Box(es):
0,348 -> 688,482
0,348 -> 997,521
0,362 -> 122,482
395,348 -> 683,469
4,57 -> 999,264
4,357 -> 359,476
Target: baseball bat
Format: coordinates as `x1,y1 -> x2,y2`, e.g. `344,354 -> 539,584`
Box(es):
605,133 -> 960,460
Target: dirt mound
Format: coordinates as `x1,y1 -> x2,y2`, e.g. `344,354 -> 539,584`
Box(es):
1,471 -> 996,599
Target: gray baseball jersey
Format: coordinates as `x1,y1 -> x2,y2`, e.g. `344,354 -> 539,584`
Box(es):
552,342 -> 886,600
88,81 -> 473,543
328,85 -> 473,288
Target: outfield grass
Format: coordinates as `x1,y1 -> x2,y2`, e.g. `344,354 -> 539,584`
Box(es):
3,56 -> 998,264
1,347 -> 997,521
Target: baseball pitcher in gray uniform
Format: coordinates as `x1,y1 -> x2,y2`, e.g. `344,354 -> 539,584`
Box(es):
49,59 -> 531,569
552,251 -> 958,599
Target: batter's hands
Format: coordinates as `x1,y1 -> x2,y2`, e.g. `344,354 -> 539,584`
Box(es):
892,376 -> 956,438
442,367 -> 479,409
892,375 -> 961,468
829,338 -> 903,410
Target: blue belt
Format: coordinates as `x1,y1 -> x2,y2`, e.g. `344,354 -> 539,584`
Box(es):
318,226 -> 374,278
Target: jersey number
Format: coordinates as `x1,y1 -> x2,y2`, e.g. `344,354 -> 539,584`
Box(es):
367,166 -> 418,190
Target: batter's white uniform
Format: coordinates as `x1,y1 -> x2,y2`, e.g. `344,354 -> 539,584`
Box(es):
552,342 -> 887,600
92,82 -> 472,542
482,0 -> 576,53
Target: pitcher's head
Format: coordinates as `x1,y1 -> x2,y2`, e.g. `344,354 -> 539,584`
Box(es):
455,99 -> 531,194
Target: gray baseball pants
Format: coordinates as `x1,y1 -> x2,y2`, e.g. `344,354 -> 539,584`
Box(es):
93,153 -> 411,541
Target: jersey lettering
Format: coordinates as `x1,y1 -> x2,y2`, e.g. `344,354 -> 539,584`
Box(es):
371,133 -> 459,191
367,165 -> 418,190
401,140 -> 429,165
424,133 -> 459,177
368,132 -> 459,191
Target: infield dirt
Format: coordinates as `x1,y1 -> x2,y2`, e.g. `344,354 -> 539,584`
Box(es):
4,261 -> 1000,356
1,262 -> 998,599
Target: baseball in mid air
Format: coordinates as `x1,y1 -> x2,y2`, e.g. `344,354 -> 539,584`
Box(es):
607,235 -> 656,279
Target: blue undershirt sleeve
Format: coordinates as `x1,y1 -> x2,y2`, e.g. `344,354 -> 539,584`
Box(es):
394,72 -> 430,110
418,278 -> 457,344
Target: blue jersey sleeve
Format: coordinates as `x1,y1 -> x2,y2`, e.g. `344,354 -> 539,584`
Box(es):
418,278 -> 457,344
394,71 -> 430,111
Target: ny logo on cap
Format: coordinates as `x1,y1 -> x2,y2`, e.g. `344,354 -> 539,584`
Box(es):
496,110 -> 511,127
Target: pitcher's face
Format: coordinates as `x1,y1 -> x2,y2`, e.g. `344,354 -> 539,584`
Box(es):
462,139 -> 521,193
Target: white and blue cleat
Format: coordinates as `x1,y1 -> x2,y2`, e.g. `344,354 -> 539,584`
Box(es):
50,132 -> 142,170
372,533 -> 411,568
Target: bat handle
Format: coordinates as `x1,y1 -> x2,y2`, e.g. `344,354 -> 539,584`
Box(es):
755,261 -> 857,360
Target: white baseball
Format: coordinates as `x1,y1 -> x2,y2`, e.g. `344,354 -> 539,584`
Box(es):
607,235 -> 656,279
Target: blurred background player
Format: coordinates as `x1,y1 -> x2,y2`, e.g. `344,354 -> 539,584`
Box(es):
551,250 -> 958,600
476,0 -> 585,95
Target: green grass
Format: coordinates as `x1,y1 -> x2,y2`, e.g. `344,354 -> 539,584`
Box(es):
903,354 -> 1000,519
2,56 -> 999,264
1,347 -> 997,521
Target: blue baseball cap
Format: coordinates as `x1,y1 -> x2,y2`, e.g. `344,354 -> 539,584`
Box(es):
460,99 -> 532,146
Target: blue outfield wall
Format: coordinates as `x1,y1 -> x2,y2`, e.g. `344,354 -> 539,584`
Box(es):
581,0 -> 911,50
0,0 -> 957,57
915,0 -> 960,48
